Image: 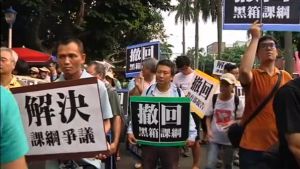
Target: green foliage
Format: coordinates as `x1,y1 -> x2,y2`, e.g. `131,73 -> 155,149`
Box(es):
160,42 -> 173,60
1,0 -> 171,62
221,45 -> 247,65
265,31 -> 300,51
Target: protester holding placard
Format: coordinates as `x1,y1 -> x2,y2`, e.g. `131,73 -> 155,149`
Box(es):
238,21 -> 292,169
45,37 -> 113,169
0,47 -> 27,90
87,61 -> 123,161
173,55 -> 201,169
127,57 -> 157,169
205,73 -> 244,169
127,60 -> 197,169
0,86 -> 29,169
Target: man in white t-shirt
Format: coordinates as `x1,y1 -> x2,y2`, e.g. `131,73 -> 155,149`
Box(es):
205,73 -> 244,169
173,56 -> 201,169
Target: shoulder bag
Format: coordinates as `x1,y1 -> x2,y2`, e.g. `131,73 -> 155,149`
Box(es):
227,71 -> 282,148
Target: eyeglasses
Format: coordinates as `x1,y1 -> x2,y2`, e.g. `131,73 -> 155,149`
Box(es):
259,43 -> 276,49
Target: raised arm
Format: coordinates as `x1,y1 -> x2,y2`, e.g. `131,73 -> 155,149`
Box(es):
239,21 -> 262,85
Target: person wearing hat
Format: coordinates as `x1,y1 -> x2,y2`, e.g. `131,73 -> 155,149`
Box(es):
105,71 -> 122,89
39,67 -> 51,82
30,67 -> 40,78
205,73 -> 245,169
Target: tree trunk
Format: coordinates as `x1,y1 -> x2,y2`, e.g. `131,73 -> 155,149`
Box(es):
284,32 -> 293,75
194,0 -> 199,69
217,0 -> 223,59
182,18 -> 186,55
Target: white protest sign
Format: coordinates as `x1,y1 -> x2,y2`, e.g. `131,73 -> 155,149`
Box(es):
213,60 -> 236,75
16,76 -> 48,85
11,77 -> 107,161
187,70 -> 220,118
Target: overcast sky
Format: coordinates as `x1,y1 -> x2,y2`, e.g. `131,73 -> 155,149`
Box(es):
161,0 -> 249,57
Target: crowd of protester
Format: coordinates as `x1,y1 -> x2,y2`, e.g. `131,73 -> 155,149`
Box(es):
0,21 -> 300,169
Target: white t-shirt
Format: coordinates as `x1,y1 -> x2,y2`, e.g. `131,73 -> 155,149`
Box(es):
154,87 -> 171,97
206,94 -> 244,145
173,71 -> 195,95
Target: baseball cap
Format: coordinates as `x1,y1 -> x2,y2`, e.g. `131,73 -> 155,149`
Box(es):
220,73 -> 236,85
30,67 -> 39,73
105,71 -> 115,79
39,67 -> 50,72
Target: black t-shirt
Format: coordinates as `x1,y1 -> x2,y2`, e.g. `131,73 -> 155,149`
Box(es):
273,78 -> 300,169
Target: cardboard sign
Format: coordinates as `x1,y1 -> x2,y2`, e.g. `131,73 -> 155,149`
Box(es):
212,60 -> 236,76
11,78 -> 107,161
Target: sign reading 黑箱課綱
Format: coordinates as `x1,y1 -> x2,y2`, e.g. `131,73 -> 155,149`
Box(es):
116,89 -> 129,116
10,78 -> 108,162
126,41 -> 160,78
223,0 -> 300,32
212,60 -> 236,76
187,70 -> 220,118
16,76 -> 49,85
130,96 -> 190,146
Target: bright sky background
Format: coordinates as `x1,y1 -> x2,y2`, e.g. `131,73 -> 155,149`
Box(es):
161,0 -> 249,58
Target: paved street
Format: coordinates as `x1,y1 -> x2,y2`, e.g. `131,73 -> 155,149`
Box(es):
28,143 -> 239,169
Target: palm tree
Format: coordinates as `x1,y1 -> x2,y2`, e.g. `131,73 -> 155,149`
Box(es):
169,0 -> 194,55
194,0 -> 217,69
160,42 -> 174,60
216,0 -> 223,59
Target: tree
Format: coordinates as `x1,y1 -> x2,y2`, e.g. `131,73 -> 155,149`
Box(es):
196,0 -> 217,69
169,0 -> 193,55
221,45 -> 247,65
160,42 -> 174,60
1,0 -> 172,63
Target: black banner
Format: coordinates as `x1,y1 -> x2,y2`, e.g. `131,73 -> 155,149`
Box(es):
224,0 -> 300,24
130,97 -> 190,146
125,42 -> 160,77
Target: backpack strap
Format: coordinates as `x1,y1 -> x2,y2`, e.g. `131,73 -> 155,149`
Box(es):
176,87 -> 181,97
234,95 -> 239,119
212,94 -> 218,110
146,84 -> 154,95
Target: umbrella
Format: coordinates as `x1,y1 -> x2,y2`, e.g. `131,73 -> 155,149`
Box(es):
12,47 -> 52,63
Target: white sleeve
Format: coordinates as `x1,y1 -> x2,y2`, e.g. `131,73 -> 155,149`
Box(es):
206,97 -> 214,116
236,97 -> 245,118
98,80 -> 113,119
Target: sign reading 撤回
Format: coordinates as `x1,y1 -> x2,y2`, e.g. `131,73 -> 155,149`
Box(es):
212,60 -> 236,76
130,96 -> 190,146
125,41 -> 160,78
187,70 -> 220,118
11,77 -> 108,161
223,0 -> 300,32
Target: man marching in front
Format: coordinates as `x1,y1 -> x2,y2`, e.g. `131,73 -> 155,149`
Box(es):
127,60 -> 197,169
238,21 -> 292,169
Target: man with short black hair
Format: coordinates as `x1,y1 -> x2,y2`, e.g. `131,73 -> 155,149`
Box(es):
127,59 -> 197,169
174,55 -> 201,169
46,37 -> 113,169
273,77 -> 300,168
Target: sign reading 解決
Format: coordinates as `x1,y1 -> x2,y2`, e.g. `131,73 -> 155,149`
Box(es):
126,41 -> 160,78
130,96 -> 190,146
187,70 -> 220,118
212,60 -> 236,75
223,0 -> 300,32
11,78 -> 107,161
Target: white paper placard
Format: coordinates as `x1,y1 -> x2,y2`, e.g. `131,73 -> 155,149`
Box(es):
11,78 -> 107,159
212,60 -> 236,75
